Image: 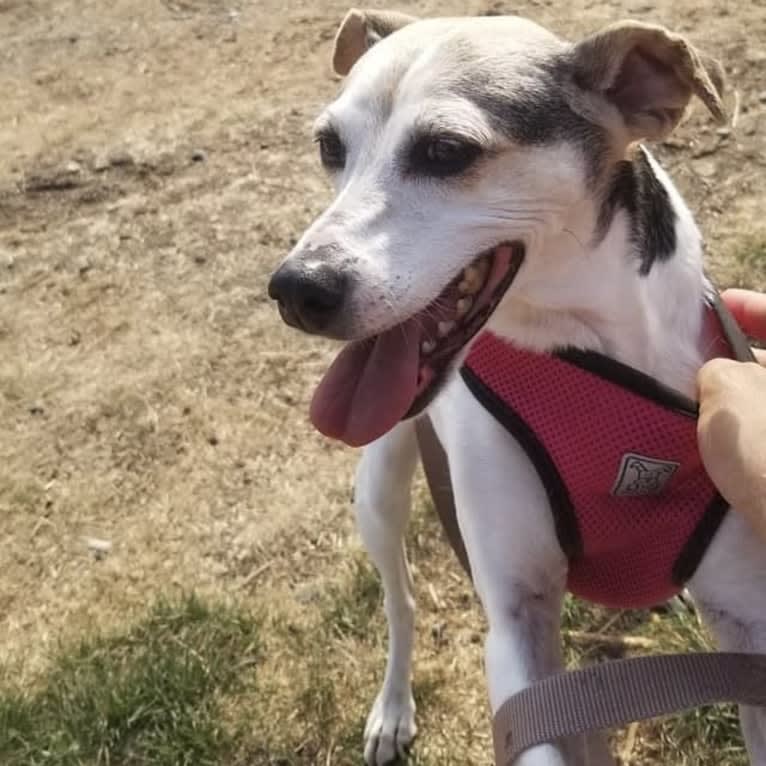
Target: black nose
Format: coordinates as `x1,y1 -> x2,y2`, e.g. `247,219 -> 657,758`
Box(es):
268,261 -> 347,334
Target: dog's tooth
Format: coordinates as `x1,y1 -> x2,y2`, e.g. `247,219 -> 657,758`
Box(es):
459,265 -> 484,295
421,339 -> 436,355
475,257 -> 490,281
456,296 -> 473,318
438,320 -> 456,337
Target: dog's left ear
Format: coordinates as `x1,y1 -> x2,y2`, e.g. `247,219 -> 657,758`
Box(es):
332,8 -> 417,76
568,21 -> 726,143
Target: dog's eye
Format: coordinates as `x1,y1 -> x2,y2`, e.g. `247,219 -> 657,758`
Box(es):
315,130 -> 346,171
409,136 -> 482,178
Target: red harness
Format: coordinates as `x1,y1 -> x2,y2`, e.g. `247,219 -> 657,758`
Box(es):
461,298 -> 753,609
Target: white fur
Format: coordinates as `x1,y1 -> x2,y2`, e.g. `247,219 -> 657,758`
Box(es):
280,15 -> 766,765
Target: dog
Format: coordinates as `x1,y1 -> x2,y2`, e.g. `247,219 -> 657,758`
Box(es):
268,10 -> 766,765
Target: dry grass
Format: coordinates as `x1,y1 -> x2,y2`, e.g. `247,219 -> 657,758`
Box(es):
1,0 -> 765,764
0,499 -> 749,765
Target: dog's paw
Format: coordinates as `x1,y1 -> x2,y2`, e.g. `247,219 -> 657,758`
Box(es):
363,688 -> 417,765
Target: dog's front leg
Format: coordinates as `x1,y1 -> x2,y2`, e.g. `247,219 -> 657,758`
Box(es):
440,392 -> 612,766
688,510 -> 766,764
354,421 -> 419,766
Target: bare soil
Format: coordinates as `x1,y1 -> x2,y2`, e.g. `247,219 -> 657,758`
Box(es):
1,0 -> 765,763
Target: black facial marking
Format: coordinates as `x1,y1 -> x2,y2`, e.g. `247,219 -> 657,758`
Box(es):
598,148 -> 677,275
454,56 -> 610,184
448,46 -> 676,274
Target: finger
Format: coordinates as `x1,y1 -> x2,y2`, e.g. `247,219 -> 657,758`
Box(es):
696,357 -> 736,398
721,289 -> 766,341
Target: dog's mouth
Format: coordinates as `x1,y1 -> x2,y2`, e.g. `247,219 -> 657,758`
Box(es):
310,242 -> 525,447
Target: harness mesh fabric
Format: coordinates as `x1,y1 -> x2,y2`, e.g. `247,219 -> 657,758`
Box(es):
462,328 -> 731,609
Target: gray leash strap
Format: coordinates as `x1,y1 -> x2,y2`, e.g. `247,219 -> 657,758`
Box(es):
415,416 -> 472,577
493,652 -> 766,765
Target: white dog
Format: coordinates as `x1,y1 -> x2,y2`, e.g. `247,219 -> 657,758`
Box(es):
269,10 -> 766,765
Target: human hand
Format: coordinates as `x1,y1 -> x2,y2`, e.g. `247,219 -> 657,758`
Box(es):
697,289 -> 766,539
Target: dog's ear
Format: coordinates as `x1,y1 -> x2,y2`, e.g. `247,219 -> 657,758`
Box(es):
332,8 -> 417,76
569,21 -> 726,143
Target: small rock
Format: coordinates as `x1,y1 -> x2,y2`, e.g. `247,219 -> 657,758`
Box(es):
193,254 -> 207,264
759,91 -> 766,104
28,402 -> 45,416
692,157 -> 718,178
85,537 -> 112,560
24,165 -> 83,192
191,149 -> 207,163
93,155 -> 110,172
107,149 -> 134,167
68,330 -> 81,346
207,433 -> 219,446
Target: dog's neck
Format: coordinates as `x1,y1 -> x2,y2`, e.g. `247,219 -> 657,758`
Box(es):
488,148 -> 713,400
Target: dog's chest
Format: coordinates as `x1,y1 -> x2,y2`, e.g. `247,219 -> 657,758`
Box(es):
460,328 -> 731,609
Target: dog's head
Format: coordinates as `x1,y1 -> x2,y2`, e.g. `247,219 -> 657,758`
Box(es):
268,10 -> 725,447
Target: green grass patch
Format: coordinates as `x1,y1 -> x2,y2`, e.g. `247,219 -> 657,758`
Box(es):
321,556 -> 383,641
0,594 -> 260,766
246,560 -> 391,764
0,542 -> 749,765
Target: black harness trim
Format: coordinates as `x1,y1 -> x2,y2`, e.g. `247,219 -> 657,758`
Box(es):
460,289 -> 754,591
460,365 -> 583,560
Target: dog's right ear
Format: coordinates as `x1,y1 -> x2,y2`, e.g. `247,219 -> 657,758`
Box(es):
332,8 -> 417,76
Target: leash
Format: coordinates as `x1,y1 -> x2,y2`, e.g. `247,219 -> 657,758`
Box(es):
492,653 -> 766,764
415,294 -> 764,765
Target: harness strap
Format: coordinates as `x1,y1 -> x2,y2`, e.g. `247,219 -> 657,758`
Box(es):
493,652 -> 766,765
711,291 -> 758,362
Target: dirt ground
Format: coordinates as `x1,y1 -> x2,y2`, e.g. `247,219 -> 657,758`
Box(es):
1,0 -> 765,763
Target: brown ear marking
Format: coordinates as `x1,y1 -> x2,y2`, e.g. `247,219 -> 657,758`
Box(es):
332,8 -> 417,76
572,21 -> 726,142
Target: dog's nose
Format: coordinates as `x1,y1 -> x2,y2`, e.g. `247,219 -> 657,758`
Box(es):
268,260 -> 347,334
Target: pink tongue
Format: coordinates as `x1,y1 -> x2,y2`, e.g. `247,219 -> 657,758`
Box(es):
310,320 -> 422,447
